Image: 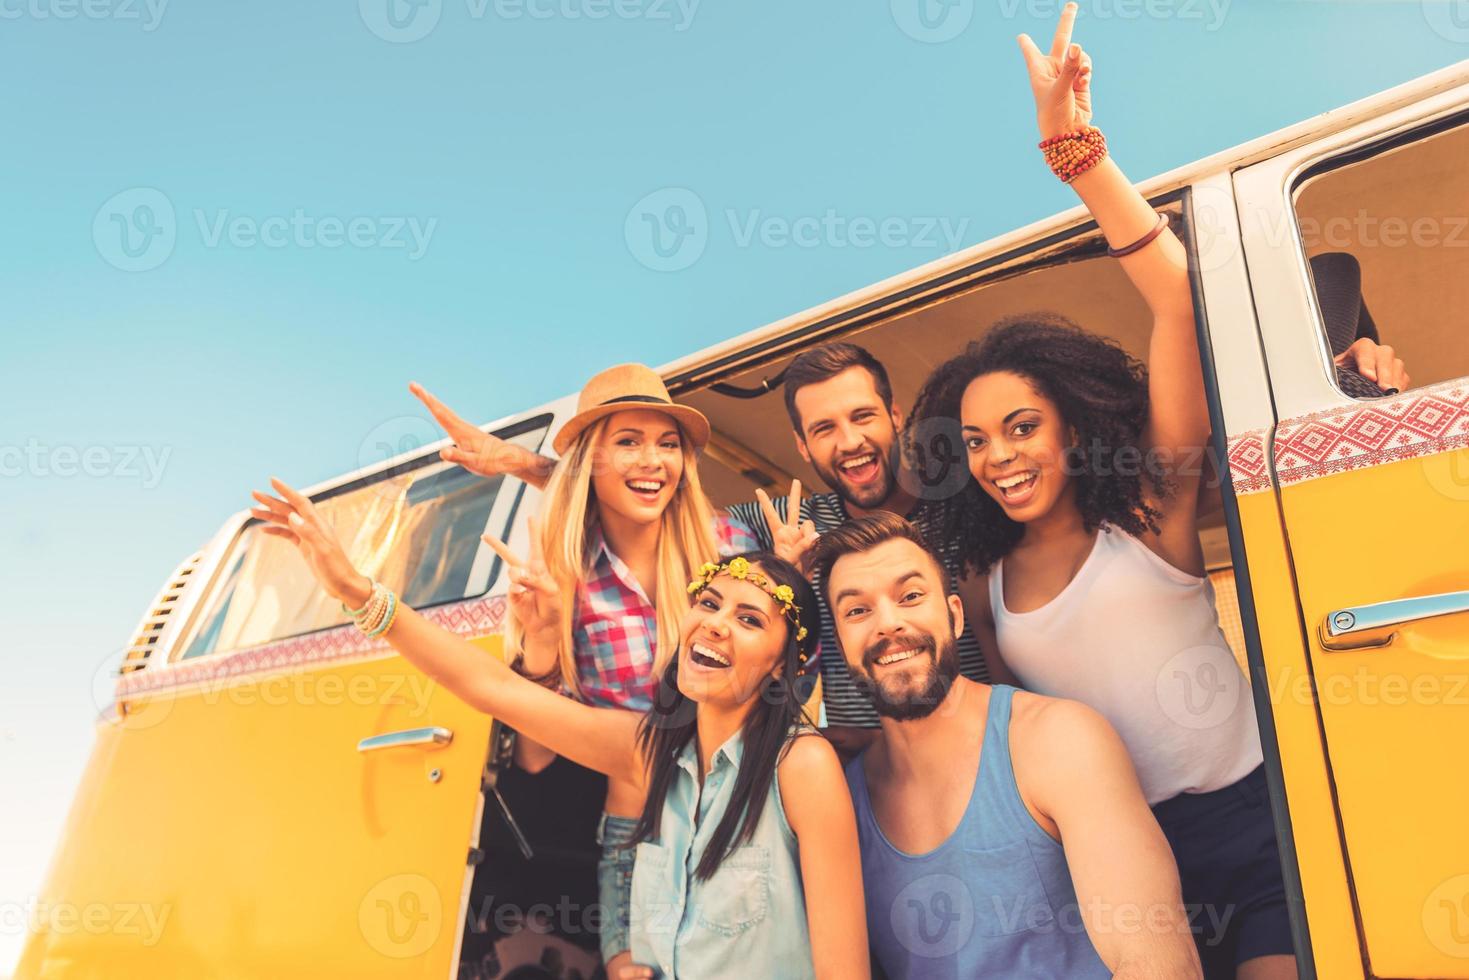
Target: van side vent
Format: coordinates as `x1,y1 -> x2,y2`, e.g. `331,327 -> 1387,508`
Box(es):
119,551 -> 203,675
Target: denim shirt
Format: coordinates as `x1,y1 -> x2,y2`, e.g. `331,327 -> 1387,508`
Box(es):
628,729 -> 814,979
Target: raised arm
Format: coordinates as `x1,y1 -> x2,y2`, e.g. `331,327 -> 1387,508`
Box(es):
1021,700 -> 1201,979
251,477 -> 642,786
778,734 -> 870,980
1019,5 -> 1208,571
410,381 -> 557,490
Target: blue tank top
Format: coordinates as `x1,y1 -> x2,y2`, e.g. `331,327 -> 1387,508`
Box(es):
846,685 -> 1110,979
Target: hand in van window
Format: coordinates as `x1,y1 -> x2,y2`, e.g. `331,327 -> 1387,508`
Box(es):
410,382 -> 556,489
1334,337 -> 1410,394
251,478 -> 374,608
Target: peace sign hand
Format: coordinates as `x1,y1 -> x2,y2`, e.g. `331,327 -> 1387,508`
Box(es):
410,381 -> 531,480
1017,2 -> 1094,142
755,479 -> 820,576
251,478 -> 373,608
482,513 -> 563,645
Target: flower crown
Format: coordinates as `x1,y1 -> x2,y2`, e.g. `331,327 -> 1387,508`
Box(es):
687,556 -> 810,659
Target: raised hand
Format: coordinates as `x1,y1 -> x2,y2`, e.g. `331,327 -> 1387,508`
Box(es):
755,479 -> 820,576
1017,2 -> 1094,141
251,478 -> 372,608
481,513 -> 562,645
410,381 -> 540,481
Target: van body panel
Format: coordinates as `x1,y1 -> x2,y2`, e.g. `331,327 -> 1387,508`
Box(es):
1234,83 -> 1469,973
17,632 -> 504,978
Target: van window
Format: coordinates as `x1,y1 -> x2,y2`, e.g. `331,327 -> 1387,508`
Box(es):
179,415 -> 551,660
1292,119 -> 1469,396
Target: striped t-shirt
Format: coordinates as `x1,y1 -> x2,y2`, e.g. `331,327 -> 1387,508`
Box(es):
726,491 -> 990,728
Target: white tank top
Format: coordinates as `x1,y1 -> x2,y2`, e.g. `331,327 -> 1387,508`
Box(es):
990,525 -> 1262,805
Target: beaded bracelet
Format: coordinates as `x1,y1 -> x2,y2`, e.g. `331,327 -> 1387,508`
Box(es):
1040,125 -> 1108,183
366,591 -> 399,639
342,583 -> 376,619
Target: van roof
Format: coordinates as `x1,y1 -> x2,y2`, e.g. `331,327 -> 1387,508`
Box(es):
655,59 -> 1469,392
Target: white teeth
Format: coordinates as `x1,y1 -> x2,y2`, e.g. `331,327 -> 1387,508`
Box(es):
995,472 -> 1036,490
876,648 -> 917,666
839,454 -> 876,471
692,643 -> 730,667
628,480 -> 663,492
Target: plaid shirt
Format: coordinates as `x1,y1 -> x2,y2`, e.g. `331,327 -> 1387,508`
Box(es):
574,515 -> 757,710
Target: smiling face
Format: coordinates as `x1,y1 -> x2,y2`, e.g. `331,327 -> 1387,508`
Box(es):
959,370 -> 1075,524
792,366 -> 903,511
589,409 -> 686,527
677,569 -> 792,707
826,537 -> 963,721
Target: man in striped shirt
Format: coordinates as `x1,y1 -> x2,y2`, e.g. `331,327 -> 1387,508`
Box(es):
726,343 -> 991,756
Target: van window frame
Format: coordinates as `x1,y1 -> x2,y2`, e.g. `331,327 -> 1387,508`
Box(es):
167,411 -> 553,664
1287,109 -> 1469,401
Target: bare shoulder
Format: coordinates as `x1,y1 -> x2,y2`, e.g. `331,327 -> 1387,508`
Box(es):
1009,691 -> 1131,779
777,731 -> 850,820
778,729 -> 843,780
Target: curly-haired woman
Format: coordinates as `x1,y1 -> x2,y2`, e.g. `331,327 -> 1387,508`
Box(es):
908,7 -> 1295,979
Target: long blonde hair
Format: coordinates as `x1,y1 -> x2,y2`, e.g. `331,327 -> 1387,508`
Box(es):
510,416 -> 721,699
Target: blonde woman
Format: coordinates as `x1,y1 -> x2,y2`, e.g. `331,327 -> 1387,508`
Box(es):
407,364 -> 753,976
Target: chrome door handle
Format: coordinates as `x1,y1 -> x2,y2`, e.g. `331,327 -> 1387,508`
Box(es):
1321,590 -> 1469,651
357,726 -> 454,752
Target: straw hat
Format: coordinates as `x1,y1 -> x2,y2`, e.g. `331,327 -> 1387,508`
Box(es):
552,363 -> 711,455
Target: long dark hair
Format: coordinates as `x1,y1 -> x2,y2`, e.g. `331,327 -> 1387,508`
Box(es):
907,314 -> 1167,577
629,550 -> 820,880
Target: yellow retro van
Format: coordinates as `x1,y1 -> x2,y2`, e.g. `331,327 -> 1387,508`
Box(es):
19,61 -> 1469,980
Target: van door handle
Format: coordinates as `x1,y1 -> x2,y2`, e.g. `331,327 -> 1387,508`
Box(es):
1320,590 -> 1469,651
357,726 -> 454,752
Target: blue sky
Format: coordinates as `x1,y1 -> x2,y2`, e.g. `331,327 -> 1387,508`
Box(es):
2,0 -> 1464,970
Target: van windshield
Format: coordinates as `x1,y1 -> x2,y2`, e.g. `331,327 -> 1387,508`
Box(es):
180,417 -> 549,660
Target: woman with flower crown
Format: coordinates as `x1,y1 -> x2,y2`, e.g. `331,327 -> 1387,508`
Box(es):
245,470 -> 868,978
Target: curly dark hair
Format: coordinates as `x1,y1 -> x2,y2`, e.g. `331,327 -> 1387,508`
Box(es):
905,313 -> 1167,577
